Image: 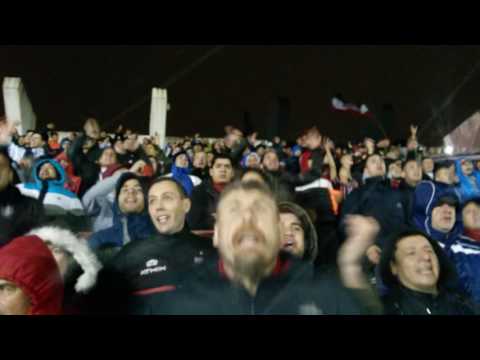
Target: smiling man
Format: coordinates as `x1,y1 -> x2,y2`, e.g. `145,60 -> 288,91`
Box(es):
87,177 -> 214,314
88,173 -> 155,259
379,228 -> 474,315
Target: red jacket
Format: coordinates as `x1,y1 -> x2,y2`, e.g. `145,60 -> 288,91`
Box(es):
0,235 -> 64,315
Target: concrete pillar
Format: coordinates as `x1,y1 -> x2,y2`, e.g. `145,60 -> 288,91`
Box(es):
149,88 -> 168,149
2,77 -> 36,135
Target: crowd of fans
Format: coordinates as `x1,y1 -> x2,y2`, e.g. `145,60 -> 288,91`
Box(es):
0,115 -> 480,315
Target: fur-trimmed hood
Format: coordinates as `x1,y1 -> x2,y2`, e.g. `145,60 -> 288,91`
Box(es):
28,226 -> 102,294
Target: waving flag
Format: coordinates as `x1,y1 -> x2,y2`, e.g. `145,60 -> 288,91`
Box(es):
331,96 -> 373,118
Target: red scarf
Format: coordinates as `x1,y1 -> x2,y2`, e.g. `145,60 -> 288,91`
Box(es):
213,182 -> 227,194
464,228 -> 480,242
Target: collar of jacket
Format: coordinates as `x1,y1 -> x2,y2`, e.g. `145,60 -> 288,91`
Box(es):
463,228 -> 480,242
151,225 -> 193,243
364,176 -> 387,186
217,256 -> 291,280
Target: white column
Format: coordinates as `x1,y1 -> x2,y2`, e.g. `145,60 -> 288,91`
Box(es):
149,88 -> 168,149
3,77 -> 37,135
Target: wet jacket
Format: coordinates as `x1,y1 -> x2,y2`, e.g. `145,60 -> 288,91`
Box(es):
0,235 -> 64,315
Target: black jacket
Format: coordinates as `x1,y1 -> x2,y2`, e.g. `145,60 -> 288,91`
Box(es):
265,148 -> 326,203
67,134 -> 101,197
382,285 -> 475,315
340,176 -> 410,248
187,179 -> 220,230
0,184 -> 46,246
85,226 -> 215,314
141,253 -> 379,315
397,180 -> 416,225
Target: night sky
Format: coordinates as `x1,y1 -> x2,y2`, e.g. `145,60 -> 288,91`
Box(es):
1,45 -> 480,145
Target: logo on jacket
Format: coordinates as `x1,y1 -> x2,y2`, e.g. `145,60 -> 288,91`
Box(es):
140,259 -> 167,276
146,259 -> 159,268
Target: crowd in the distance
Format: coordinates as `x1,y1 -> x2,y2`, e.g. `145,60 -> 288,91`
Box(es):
0,115 -> 479,315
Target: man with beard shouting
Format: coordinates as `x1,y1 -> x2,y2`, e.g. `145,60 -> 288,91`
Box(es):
142,180 -> 382,315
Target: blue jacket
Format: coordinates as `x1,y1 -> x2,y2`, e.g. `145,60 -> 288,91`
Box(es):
447,235 -> 480,304
16,159 -> 84,216
412,180 -> 462,248
454,159 -> 480,204
88,196 -> 155,251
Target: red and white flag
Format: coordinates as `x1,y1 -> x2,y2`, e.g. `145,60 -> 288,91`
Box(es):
331,97 -> 373,118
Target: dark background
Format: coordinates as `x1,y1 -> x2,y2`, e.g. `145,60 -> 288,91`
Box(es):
1,45 -> 479,145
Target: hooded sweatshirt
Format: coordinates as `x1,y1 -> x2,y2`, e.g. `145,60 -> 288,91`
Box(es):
454,159 -> 480,204
16,158 -> 85,217
0,235 -> 64,315
88,173 -> 155,255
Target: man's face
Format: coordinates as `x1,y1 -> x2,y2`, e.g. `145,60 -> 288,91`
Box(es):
279,212 -> 305,258
341,154 -> 353,168
148,181 -> 191,235
210,158 -> 234,184
114,140 -> 126,155
214,188 -> 281,278
38,163 -> 58,181
0,154 -> 13,191
118,179 -> 145,214
193,152 -> 207,169
461,160 -> 474,176
124,135 -> 139,152
388,161 -> 403,179
435,165 -> 456,185
98,148 -> 117,167
207,153 -> 214,167
262,151 -> 280,172
246,154 -> 260,168
431,203 -> 456,233
175,154 -> 189,169
403,161 -> 422,187
365,155 -> 386,177
256,147 -> 266,157
144,144 -> 157,157
462,202 -> 480,230
30,134 -> 44,148
24,132 -> 33,145
391,235 -> 440,295
0,279 -> 31,315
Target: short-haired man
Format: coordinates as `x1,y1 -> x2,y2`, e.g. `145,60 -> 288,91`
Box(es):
187,154 -> 235,230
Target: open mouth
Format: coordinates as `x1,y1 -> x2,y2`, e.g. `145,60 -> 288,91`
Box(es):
282,240 -> 295,250
155,215 -> 170,224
